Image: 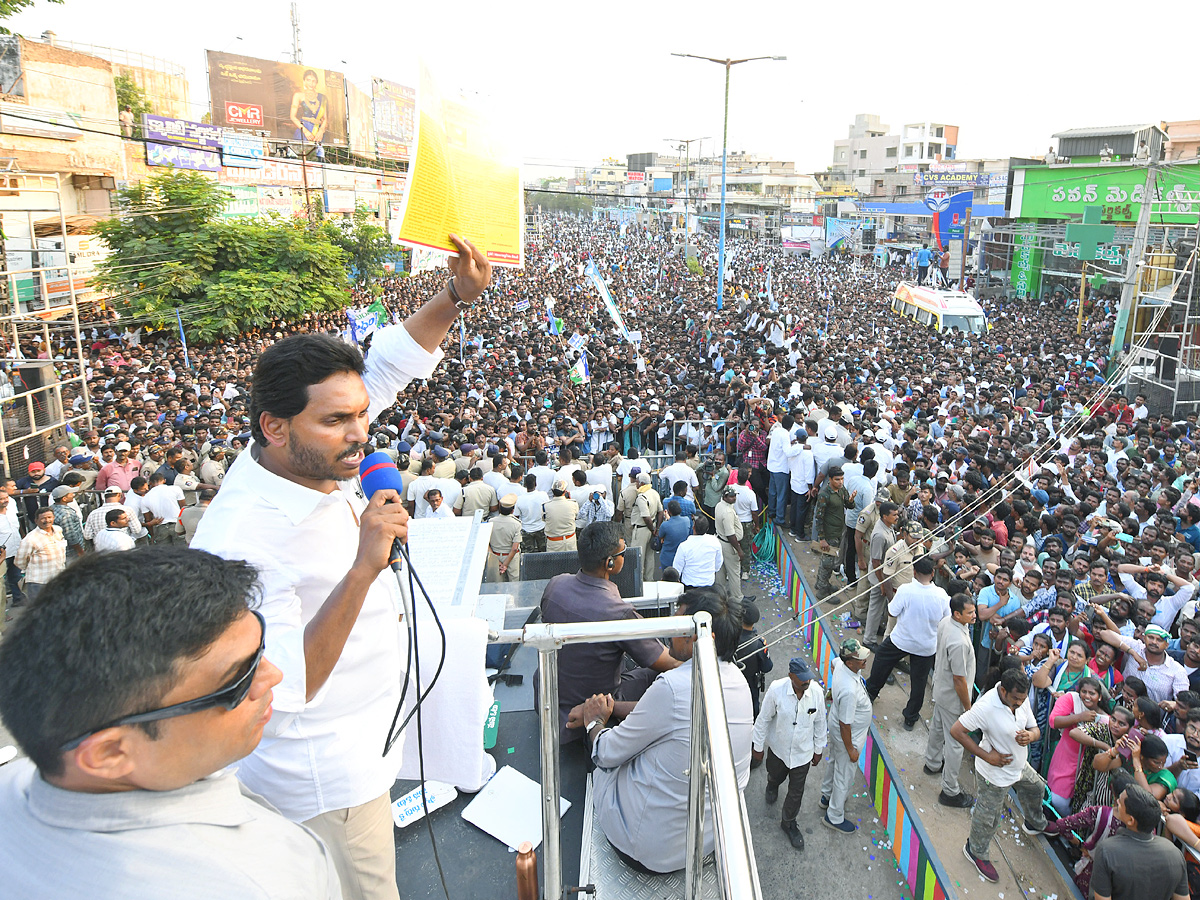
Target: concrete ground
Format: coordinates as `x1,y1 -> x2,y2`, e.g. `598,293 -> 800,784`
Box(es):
750,529 -> 1076,900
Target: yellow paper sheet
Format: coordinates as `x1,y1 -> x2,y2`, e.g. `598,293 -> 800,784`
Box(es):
396,64 -> 524,268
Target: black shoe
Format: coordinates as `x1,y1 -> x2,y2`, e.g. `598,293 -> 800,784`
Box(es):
819,795 -> 829,810
782,820 -> 805,850
742,596 -> 756,604
895,659 -> 911,675
886,674 -> 896,686
864,641 -> 879,652
938,790 -> 975,808
903,716 -> 919,731
765,783 -> 779,804
923,763 -> 943,776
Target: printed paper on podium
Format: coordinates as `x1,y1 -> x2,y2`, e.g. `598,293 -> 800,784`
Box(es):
395,62 -> 524,268
404,514 -> 491,619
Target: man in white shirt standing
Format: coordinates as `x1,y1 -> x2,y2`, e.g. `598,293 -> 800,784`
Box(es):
863,556 -> 949,730
952,668 -> 1048,884
658,450 -> 698,501
752,658 -> 827,851
785,429 -> 816,539
671,515 -> 723,588
765,414 -> 795,529
192,234 -> 491,900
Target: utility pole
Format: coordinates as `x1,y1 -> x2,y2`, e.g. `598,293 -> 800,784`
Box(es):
290,2 -> 303,64
665,136 -> 707,255
1108,162 -> 1158,365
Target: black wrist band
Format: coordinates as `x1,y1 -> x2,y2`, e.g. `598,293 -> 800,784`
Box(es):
448,277 -> 470,311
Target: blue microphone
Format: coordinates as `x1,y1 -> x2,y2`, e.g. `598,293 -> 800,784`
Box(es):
359,451 -> 408,572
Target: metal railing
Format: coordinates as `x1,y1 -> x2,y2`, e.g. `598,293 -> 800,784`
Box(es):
493,612 -> 760,900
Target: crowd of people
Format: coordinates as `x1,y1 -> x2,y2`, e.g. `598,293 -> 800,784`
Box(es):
0,212 -> 1195,899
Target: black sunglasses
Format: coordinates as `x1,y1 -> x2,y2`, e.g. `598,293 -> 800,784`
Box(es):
60,610 -> 267,752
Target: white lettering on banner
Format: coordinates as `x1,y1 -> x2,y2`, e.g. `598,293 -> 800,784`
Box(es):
1052,242 -> 1124,265
391,781 -> 458,828
224,101 -> 263,127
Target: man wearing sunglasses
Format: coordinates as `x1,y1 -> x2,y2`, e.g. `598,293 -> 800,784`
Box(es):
0,546 -> 341,899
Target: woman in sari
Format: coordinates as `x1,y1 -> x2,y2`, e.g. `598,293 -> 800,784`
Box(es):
1087,641 -> 1123,696
1068,704 -> 1135,811
1045,675 -> 1105,813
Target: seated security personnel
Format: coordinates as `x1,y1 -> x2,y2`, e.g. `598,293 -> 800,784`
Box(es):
0,546 -> 341,899
580,587 -> 753,873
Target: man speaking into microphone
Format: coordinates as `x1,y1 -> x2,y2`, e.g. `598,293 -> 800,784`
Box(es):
193,234 -> 491,900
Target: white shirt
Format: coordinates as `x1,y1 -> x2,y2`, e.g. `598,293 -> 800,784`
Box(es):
887,579 -> 950,657
93,527 -> 136,553
731,483 -> 759,523
587,464 -> 614,488
956,686 -> 1038,787
482,470 -> 510,497
672,534 -> 723,587
142,483 -> 185,524
406,474 -> 441,517
515,490 -> 549,532
787,443 -> 816,493
0,503 -> 20,555
658,461 -> 698,500
529,464 -> 557,495
766,424 -> 792,474
751,677 -> 829,768
191,321 -> 441,822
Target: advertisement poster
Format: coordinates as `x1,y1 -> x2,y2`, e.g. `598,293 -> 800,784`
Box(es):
394,64 -> 523,267
207,51 -> 348,152
143,115 -> 222,172
372,78 -> 415,160
347,81 -> 376,157
1011,162 -> 1199,224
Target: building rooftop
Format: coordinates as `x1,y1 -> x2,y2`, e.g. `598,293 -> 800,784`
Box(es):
1052,124 -> 1163,139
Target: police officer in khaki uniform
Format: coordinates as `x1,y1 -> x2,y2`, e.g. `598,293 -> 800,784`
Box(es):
543,480 -> 580,552
716,485 -> 745,603
629,473 -> 662,581
615,467 -> 643,545
457,467 -> 498,518
485,494 -> 523,582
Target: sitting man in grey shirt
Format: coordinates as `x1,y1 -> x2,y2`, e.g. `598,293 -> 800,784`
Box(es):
579,587 -> 753,874
0,546 -> 341,900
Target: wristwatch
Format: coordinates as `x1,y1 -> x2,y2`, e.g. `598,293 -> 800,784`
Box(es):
586,718 -> 606,734
447,277 -> 472,311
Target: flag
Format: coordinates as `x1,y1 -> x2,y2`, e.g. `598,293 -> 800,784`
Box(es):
514,299 -> 530,311
346,306 -> 383,345
569,351 -> 591,385
546,306 -> 561,336
176,310 -> 191,371
584,260 -> 632,342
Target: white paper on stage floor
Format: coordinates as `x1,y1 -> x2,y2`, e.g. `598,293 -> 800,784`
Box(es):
392,781 -> 458,829
461,765 -> 570,851
405,514 -> 490,619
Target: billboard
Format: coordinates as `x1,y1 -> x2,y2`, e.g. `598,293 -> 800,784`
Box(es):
346,81 -> 376,157
207,51 -> 348,152
913,171 -> 988,186
1011,162 -> 1200,224
372,78 -> 415,160
143,115 -> 222,172
221,130 -> 266,168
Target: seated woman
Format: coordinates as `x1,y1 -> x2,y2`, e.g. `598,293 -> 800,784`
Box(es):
1071,704 -> 1135,811
1045,674 -> 1106,814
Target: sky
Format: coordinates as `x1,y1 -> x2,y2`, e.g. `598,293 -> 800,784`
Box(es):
10,0 -> 1199,178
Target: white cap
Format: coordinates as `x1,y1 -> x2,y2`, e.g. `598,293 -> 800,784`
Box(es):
823,424 -> 838,441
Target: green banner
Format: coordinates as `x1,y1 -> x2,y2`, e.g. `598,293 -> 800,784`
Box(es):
1013,163 -> 1200,223
1010,221 -> 1042,299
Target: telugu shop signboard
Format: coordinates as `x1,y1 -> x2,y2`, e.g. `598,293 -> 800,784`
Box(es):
1011,163 -> 1200,223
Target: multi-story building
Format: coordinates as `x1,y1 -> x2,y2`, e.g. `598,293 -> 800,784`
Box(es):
1163,120 -> 1199,161
830,114 -> 958,194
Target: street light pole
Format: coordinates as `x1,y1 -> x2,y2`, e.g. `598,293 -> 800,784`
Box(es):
672,53 -> 785,311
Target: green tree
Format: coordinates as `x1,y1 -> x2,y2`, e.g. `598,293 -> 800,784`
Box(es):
95,170 -> 350,341
321,205 -> 393,290
114,72 -> 152,136
0,0 -> 62,35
